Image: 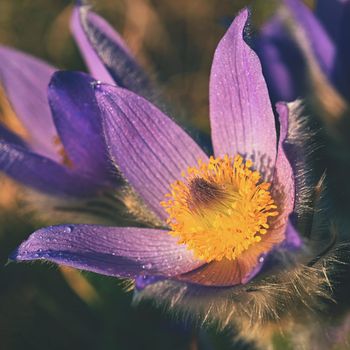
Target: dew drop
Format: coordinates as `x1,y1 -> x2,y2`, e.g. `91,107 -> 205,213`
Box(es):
259,256 -> 264,263
91,80 -> 102,89
142,263 -> 152,270
63,226 -> 72,234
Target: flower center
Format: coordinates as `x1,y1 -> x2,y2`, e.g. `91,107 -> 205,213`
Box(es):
161,155 -> 278,263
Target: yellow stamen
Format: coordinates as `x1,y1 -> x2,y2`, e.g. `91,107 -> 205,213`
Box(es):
161,155 -> 278,263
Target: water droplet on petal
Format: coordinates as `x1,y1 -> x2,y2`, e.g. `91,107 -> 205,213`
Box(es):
142,263 -> 152,270
63,226 -> 72,234
91,80 -> 102,89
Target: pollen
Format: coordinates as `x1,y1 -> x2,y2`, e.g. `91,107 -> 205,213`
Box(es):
161,155 -> 278,263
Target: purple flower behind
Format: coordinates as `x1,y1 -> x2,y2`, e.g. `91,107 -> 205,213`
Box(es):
0,2 -> 157,198
255,0 -> 350,103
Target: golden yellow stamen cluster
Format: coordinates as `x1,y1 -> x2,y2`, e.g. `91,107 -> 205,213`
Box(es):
161,155 -> 278,263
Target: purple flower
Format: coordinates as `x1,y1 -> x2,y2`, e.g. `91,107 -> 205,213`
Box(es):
255,0 -> 350,104
0,3 -> 156,198
12,8 -> 302,292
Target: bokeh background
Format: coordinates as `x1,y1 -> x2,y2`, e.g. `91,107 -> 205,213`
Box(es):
0,1 -> 314,349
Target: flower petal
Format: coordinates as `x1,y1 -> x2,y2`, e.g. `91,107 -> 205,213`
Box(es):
95,84 -> 208,220
209,9 -> 276,169
283,0 -> 335,79
274,102 -> 295,218
177,226 -> 283,287
0,46 -> 58,160
177,218 -> 301,287
12,225 -> 203,278
315,0 -> 347,41
320,0 -> 350,98
71,5 -> 157,102
254,18 -> 306,103
283,218 -> 302,249
70,6 -> 114,85
48,71 -> 115,185
0,141 -> 100,196
0,124 -> 26,147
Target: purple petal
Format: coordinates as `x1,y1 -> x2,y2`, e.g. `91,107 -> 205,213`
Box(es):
283,0 -> 335,79
48,71 -> 116,185
0,46 -> 59,160
95,84 -> 208,220
176,218 -> 301,287
71,6 -> 157,102
0,141 -> 101,196
12,225 -> 203,278
71,7 -> 114,85
254,18 -> 306,103
283,218 -> 302,249
0,124 -> 26,147
274,102 -> 295,217
315,0 -> 348,41
209,9 -> 277,169
326,0 -> 350,97
135,275 -> 164,291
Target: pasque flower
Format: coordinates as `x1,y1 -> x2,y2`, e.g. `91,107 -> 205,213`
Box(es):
11,7 -> 334,348
12,8 -> 302,291
0,2 -> 156,198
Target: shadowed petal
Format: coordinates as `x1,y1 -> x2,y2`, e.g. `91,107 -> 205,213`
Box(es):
283,0 -> 335,78
210,9 -> 276,169
254,18 -> 306,103
71,5 -> 157,102
321,0 -> 350,97
316,0 -> 348,42
12,225 -> 203,278
48,71 -> 115,185
0,124 -> 26,147
96,84 -> 208,220
274,102 -> 295,218
0,46 -> 58,160
283,218 -> 302,249
71,6 -> 114,84
0,141 -> 100,196
177,219 -> 300,287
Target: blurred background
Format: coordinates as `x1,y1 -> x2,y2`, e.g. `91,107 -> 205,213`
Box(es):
0,0 -> 315,349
